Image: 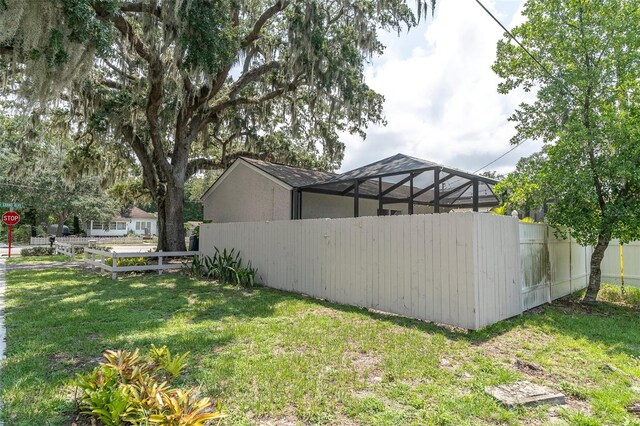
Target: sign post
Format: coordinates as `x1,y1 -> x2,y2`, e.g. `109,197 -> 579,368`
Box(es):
2,211 -> 21,257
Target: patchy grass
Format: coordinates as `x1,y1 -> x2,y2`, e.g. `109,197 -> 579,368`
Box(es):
596,284 -> 640,307
1,267 -> 639,426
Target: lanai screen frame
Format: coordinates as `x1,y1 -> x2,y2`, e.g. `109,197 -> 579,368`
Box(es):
291,165 -> 500,219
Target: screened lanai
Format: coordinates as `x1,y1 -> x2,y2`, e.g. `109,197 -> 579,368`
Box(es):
292,153 -> 500,219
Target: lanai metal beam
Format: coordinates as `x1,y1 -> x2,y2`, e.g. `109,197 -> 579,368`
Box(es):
433,169 -> 440,213
354,179 -> 360,217
412,173 -> 456,199
472,179 -> 479,212
438,181 -> 473,203
379,174 -> 413,197
409,173 -> 414,214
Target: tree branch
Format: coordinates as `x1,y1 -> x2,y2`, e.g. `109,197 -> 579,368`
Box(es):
119,2 -> 162,18
227,61 -> 281,98
241,1 -> 290,48
207,87 -> 287,119
94,4 -> 153,63
186,151 -> 260,177
121,125 -> 161,198
94,4 -> 172,178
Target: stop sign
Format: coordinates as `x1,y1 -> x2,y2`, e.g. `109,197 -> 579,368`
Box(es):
2,211 -> 20,226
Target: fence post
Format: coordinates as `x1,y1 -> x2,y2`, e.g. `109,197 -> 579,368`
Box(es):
83,249 -> 87,269
112,253 -> 117,280
100,253 -> 105,274
91,251 -> 95,273
158,250 -> 163,275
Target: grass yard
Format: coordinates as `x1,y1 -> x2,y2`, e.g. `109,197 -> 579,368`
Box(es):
5,255 -> 80,264
1,267 -> 639,426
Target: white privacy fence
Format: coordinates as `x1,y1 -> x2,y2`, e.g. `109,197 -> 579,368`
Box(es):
201,214 -> 635,329
602,240 -> 640,287
519,224 -> 592,311
201,213 -> 521,330
519,225 -> 636,311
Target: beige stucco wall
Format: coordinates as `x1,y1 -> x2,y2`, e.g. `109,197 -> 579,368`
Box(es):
301,194 -> 447,219
301,192 -> 379,219
203,162 -> 291,223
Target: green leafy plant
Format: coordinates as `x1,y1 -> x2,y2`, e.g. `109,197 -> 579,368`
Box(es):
183,255 -> 204,277
236,263 -> 257,288
212,248 -> 241,284
150,344 -> 190,380
75,347 -> 225,425
116,257 -> 149,267
20,247 -> 56,256
184,247 -> 259,287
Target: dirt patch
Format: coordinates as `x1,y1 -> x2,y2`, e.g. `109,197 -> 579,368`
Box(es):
51,352 -> 101,370
304,306 -> 344,319
439,356 -> 461,371
256,416 -> 302,426
628,401 -> 640,418
342,351 -> 382,383
515,359 -> 544,376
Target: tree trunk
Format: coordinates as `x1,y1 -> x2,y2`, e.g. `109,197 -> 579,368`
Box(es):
157,181 -> 186,252
56,211 -> 67,237
582,233 -> 611,303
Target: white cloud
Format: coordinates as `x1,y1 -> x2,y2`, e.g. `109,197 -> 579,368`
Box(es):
339,0 -> 540,175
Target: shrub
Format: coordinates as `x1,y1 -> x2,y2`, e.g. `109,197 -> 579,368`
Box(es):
75,346 -> 225,425
20,247 -> 55,256
9,226 -> 31,244
185,248 -> 258,287
116,257 -> 148,267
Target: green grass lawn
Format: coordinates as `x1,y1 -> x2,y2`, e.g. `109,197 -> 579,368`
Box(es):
5,255 -> 81,264
1,267 -> 639,426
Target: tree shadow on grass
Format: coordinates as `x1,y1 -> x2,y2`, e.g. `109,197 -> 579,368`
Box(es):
246,284 -> 640,361
3,269 -> 280,368
3,268 -> 640,425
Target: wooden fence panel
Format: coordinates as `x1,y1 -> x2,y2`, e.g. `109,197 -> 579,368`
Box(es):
473,214 -> 521,329
200,213 -> 521,330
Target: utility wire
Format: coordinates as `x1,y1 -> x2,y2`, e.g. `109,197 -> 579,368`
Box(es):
473,0 -> 574,97
473,141 -> 525,174
471,0 -> 571,173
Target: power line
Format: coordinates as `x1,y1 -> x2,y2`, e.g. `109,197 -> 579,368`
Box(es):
473,0 -> 574,97
473,141 -> 525,174
471,0 -> 565,173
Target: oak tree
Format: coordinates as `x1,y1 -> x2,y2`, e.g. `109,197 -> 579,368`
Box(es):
1,0 -> 435,250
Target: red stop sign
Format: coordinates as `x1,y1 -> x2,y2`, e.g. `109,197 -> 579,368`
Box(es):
2,211 -> 20,226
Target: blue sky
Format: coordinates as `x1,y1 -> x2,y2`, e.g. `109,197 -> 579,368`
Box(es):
339,0 -> 540,175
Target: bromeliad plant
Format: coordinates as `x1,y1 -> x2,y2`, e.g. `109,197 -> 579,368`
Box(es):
75,346 -> 225,425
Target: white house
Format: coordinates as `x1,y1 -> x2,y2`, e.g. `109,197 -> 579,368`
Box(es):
84,207 -> 158,237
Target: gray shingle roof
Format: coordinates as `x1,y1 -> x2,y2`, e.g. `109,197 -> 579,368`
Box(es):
242,157 -> 337,187
326,153 -> 440,183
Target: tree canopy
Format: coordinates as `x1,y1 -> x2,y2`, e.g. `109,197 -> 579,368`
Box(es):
1,0 -> 435,250
0,114 -> 117,236
493,0 -> 640,301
